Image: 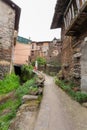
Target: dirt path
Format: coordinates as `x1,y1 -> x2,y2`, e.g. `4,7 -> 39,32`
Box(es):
34,75 -> 87,130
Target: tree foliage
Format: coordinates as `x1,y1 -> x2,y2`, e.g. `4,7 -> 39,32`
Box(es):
36,57 -> 46,66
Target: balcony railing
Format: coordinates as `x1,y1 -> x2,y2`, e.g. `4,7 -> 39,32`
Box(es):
64,0 -> 87,36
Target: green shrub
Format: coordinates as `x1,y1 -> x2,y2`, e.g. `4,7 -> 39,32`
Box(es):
0,111 -> 16,130
0,78 -> 37,130
0,74 -> 40,130
75,92 -> 87,103
29,86 -> 38,92
31,61 -> 35,66
0,99 -> 20,113
36,57 -> 46,66
0,74 -> 20,94
55,77 -> 87,103
55,78 -> 61,86
21,64 -> 34,82
0,99 -> 21,130
16,78 -> 37,99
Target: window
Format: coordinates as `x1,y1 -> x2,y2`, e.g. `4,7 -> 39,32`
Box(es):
31,51 -> 34,56
32,44 -> 34,49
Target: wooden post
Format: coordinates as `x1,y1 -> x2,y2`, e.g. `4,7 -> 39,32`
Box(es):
82,0 -> 85,4
67,13 -> 69,27
68,11 -> 70,26
66,14 -> 68,29
69,8 -> 72,22
71,4 -> 75,19
76,0 -> 80,12
64,17 -> 67,29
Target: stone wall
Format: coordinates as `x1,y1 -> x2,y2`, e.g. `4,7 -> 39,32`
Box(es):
38,65 -> 61,76
47,40 -> 62,67
61,23 -> 87,87
0,1 -> 15,79
61,24 -> 73,81
0,64 -> 10,79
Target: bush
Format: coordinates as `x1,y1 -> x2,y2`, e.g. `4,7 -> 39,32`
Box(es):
75,92 -> 87,103
0,74 -> 20,94
16,78 -> 37,99
55,78 -> 62,87
0,111 -> 16,130
0,77 -> 38,130
0,99 -> 21,130
21,64 -> 34,82
36,57 -> 46,66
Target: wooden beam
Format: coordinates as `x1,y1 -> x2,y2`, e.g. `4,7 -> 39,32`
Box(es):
64,18 -> 67,29
64,0 -> 73,16
82,0 -> 85,5
71,4 -> 75,19
76,0 -> 80,12
69,8 -> 72,22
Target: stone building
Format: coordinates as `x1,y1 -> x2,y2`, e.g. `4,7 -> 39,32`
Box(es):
51,0 -> 87,91
0,0 -> 21,79
31,41 -> 50,62
47,38 -> 62,66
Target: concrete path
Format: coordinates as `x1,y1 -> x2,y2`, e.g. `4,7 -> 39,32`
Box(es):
34,75 -> 87,130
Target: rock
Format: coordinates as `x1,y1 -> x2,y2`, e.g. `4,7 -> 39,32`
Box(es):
19,100 -> 39,112
0,109 -> 11,116
82,102 -> 87,108
19,104 -> 29,111
0,91 -> 15,103
29,87 -> 43,95
38,74 -> 44,80
36,78 -> 45,87
33,70 -> 45,79
22,95 -> 38,103
73,53 -> 82,58
33,71 -> 45,87
73,72 -> 80,79
29,90 -> 38,96
57,70 -> 64,80
16,111 -> 21,117
38,87 -> 43,95
63,63 -> 69,68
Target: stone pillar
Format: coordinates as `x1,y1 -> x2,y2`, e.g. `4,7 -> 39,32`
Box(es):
81,37 -> 87,91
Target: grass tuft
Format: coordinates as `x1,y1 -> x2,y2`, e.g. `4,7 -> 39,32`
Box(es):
55,77 -> 87,103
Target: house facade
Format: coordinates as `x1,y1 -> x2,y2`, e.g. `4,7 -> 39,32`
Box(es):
51,0 -> 87,91
14,36 -> 31,65
0,0 -> 21,79
31,41 -> 50,62
48,38 -> 62,66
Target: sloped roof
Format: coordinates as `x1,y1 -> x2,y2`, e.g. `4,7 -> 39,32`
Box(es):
2,0 -> 21,31
51,0 -> 70,29
17,36 -> 32,44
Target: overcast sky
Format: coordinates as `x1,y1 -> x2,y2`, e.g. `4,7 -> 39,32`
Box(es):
12,0 -> 61,41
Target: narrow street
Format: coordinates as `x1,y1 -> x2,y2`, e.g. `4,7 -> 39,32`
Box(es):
1,0 -> 87,130
34,75 -> 87,130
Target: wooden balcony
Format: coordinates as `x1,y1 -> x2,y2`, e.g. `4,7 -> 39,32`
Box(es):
65,1 -> 87,36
